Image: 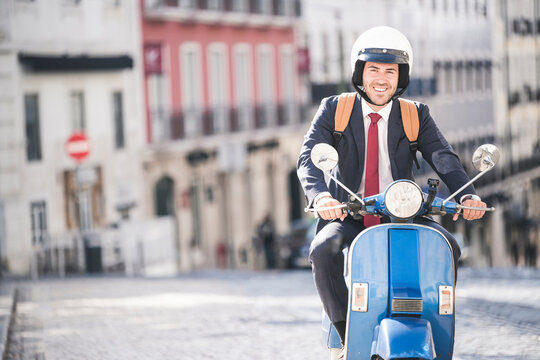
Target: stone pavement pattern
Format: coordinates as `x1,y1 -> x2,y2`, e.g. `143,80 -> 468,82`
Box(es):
4,268 -> 540,360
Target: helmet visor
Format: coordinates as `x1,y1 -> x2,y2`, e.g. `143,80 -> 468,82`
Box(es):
357,48 -> 409,65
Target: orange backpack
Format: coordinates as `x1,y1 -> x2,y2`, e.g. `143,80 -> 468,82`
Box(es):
332,92 -> 420,169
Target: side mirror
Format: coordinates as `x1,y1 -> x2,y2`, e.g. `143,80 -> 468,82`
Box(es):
472,144 -> 500,172
311,143 -> 339,172
443,143 -> 501,205
308,143 -> 365,206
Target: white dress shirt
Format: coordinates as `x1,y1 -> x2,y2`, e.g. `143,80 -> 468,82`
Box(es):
357,98 -> 394,197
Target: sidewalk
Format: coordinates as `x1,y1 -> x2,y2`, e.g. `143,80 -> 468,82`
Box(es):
0,282 -> 17,360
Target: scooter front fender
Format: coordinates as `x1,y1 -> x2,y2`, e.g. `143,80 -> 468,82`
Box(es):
371,317 -> 436,360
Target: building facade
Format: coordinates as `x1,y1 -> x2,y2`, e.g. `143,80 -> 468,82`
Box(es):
0,0 -> 149,275
302,0 -> 540,268
139,0 -> 309,271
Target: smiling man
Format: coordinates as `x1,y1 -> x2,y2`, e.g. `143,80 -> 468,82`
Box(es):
296,26 -> 486,358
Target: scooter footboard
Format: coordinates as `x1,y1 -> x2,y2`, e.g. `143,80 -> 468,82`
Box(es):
371,318 -> 436,360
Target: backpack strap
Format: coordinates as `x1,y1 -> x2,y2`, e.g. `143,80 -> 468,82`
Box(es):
398,98 -> 421,169
332,92 -> 356,148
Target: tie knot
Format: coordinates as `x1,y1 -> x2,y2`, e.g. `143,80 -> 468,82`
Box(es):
368,113 -> 382,125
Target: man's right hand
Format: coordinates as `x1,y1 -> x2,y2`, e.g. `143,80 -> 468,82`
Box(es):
315,196 -> 347,221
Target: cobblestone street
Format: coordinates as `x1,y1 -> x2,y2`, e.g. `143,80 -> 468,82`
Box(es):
4,268 -> 540,360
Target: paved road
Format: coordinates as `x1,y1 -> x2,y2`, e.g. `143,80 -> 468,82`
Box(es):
5,268 -> 540,360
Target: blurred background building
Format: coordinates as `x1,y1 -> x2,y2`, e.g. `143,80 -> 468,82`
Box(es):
0,0 -> 538,277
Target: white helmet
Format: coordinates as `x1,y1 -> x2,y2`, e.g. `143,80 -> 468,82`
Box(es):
350,26 -> 413,103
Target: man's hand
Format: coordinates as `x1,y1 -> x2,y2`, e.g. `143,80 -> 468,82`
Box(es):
315,196 -> 347,221
453,199 -> 486,221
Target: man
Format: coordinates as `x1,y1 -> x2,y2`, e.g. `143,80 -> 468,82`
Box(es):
296,26 -> 486,350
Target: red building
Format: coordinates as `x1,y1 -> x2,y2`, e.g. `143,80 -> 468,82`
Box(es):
140,0 -> 304,142
139,0 -> 309,271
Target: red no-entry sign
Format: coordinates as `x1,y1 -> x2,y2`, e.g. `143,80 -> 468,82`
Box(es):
66,132 -> 91,162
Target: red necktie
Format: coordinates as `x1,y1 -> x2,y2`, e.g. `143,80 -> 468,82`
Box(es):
364,113 -> 381,227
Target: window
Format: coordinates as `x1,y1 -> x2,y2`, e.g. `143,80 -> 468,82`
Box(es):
444,63 -> 453,94
206,0 -> 223,10
30,201 -> 47,245
71,91 -> 86,132
455,62 -> 464,93
252,0 -> 270,14
256,44 -> 276,127
155,176 -> 175,216
112,92 -> 125,149
465,61 -> 474,92
274,0 -> 289,16
145,43 -> 169,142
178,0 -> 195,8
62,0 -> 81,5
280,45 -> 296,124
484,61 -> 492,90
475,61 -> 484,91
24,94 -> 42,161
208,43 -> 229,134
321,32 -> 330,81
233,44 -> 253,130
180,43 -> 203,137
231,0 -> 248,12
148,74 -> 168,142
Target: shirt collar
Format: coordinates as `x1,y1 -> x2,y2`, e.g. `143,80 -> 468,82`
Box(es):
361,97 -> 393,123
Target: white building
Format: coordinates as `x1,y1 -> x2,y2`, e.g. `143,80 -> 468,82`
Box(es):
301,0 -> 540,267
0,0 -> 150,276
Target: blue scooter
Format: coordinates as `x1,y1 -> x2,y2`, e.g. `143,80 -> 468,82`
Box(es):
307,143 -> 500,360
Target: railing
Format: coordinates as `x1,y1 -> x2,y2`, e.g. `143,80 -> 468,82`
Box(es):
146,0 -> 301,16
508,86 -> 540,108
144,0 -> 301,26
150,102 -> 307,143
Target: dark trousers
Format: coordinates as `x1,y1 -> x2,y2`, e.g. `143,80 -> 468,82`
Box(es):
309,216 -> 461,324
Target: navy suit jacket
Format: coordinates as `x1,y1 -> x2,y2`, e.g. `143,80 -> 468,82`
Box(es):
297,94 -> 476,210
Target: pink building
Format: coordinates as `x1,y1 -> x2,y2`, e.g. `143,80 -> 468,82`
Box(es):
138,0 -> 309,271
140,0 -> 304,143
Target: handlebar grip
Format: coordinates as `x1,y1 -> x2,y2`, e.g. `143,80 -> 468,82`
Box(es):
456,205 -> 495,212
305,204 -> 348,212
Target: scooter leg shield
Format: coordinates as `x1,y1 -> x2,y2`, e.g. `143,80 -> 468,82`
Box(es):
371,318 -> 436,360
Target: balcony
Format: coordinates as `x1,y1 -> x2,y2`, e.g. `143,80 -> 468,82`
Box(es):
149,102 -> 306,143
144,0 -> 299,27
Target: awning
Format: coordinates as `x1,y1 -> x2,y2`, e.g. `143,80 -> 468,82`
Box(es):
18,53 -> 133,72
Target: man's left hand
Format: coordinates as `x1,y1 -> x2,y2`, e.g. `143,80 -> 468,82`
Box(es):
453,199 -> 486,221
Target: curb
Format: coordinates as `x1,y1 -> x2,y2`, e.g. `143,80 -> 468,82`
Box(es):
0,284 -> 17,360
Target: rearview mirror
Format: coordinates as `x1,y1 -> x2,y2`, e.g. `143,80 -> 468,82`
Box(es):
472,144 -> 500,172
311,143 -> 339,172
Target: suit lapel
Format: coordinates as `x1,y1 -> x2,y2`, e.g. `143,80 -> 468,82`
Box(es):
349,95 -> 365,176
387,100 -> 402,179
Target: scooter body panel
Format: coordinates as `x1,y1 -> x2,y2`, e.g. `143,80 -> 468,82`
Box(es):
342,223 -> 455,360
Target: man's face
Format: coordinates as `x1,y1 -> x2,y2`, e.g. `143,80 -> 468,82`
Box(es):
362,62 -> 399,107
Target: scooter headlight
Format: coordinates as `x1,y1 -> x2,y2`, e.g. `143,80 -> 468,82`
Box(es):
384,180 -> 423,219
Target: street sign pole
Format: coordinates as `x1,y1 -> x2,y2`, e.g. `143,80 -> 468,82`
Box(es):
65,133 -> 93,273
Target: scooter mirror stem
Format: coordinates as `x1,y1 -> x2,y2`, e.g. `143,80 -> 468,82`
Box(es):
442,166 -> 493,206
320,168 -> 365,206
